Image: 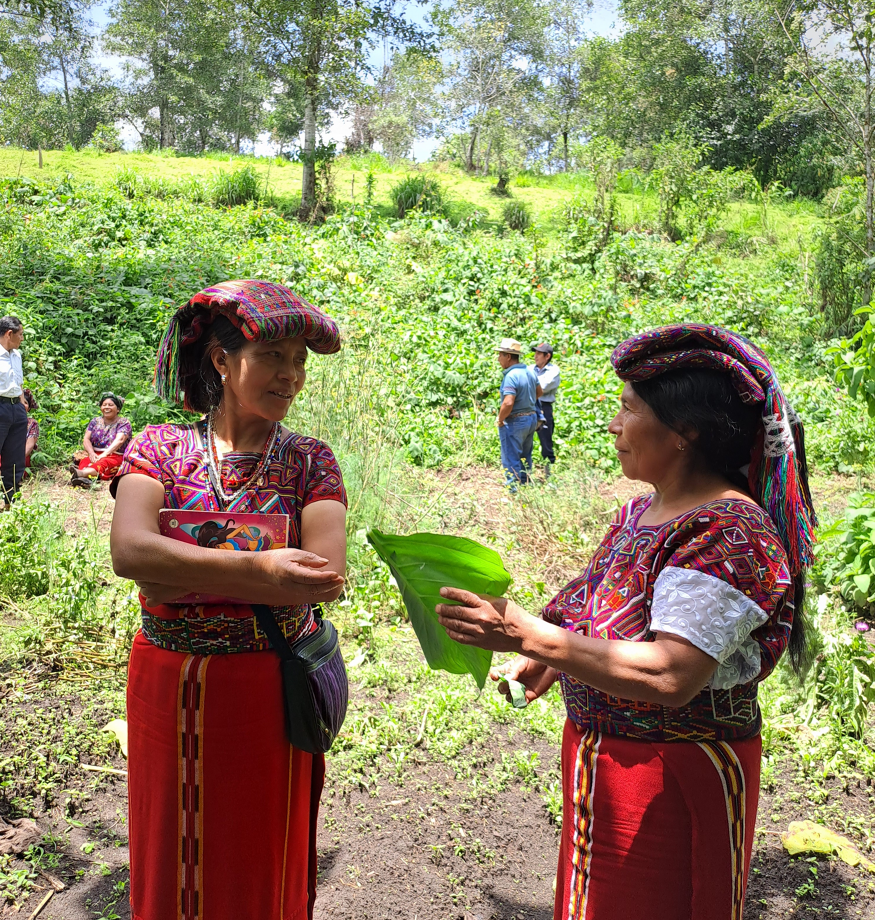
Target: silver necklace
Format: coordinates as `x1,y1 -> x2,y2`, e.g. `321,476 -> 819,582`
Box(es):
205,413 -> 280,509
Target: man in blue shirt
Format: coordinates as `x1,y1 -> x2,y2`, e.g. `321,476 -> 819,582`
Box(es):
532,342 -> 560,470
496,338 -> 542,491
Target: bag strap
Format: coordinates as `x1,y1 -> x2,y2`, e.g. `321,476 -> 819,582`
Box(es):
252,604 -> 295,663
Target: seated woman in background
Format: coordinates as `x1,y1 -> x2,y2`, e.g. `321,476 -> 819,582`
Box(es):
70,392 -> 132,487
24,389 -> 38,469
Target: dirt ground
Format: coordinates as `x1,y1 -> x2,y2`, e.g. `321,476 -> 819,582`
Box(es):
11,731 -> 875,920
3,466 -> 875,919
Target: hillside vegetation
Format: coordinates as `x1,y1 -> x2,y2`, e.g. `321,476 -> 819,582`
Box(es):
1,150 -> 875,919
0,148 -> 864,474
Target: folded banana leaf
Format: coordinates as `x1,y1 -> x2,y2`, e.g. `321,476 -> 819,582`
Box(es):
367,530 -> 512,688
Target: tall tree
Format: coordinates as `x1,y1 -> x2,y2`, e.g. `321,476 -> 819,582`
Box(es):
106,0 -> 263,152
0,5 -> 115,148
542,0 -> 592,171
772,1 -> 875,302
437,0 -> 547,173
242,0 -> 427,217
369,49 -> 442,159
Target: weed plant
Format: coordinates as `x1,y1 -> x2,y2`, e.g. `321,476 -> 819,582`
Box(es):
502,200 -> 532,232
391,174 -> 447,218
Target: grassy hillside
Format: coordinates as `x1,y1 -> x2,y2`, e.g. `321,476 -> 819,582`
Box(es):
0,146 -> 824,241
0,146 -> 861,475
0,150 -> 874,919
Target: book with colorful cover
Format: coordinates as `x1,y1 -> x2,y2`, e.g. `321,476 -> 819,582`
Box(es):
158,509 -> 289,605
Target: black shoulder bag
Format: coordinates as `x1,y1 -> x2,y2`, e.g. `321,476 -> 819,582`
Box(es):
253,603 -> 349,754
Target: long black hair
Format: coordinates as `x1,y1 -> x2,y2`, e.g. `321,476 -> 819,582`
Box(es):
632,368 -> 810,674
178,316 -> 247,414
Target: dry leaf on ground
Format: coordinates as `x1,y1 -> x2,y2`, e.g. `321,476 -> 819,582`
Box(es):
782,820 -> 875,871
102,718 -> 128,757
0,816 -> 40,856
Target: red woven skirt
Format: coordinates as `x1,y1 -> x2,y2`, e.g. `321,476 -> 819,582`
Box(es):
78,453 -> 124,480
554,719 -> 761,920
127,631 -> 324,920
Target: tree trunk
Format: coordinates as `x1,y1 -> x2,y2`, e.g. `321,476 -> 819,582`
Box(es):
481,137 -> 492,177
159,100 -> 173,150
563,130 -> 569,172
466,125 -> 479,173
299,92 -> 317,218
864,139 -> 874,308
865,62 -> 874,310
58,54 -> 75,148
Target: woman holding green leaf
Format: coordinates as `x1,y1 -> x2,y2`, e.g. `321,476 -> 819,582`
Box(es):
436,325 -> 815,920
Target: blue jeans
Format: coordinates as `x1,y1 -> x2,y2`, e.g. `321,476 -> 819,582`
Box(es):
499,412 -> 538,487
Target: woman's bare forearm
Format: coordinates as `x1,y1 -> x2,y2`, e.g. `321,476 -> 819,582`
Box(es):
514,617 -> 716,707
112,527 -> 257,590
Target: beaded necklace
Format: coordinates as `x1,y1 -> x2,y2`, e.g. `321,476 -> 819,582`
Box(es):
204,413 -> 281,509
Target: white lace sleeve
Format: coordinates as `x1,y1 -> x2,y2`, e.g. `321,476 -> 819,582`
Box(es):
650,567 -> 769,690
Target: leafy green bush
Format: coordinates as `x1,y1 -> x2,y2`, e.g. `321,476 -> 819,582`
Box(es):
390,174 -> 446,217
817,179 -> 868,336
799,599 -> 875,738
88,123 -> 123,154
820,493 -> 875,610
210,166 -> 263,207
502,200 -> 531,232
0,498 -> 63,597
577,136 -> 623,218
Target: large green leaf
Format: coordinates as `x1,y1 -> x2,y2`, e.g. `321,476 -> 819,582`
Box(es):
367,530 -> 512,688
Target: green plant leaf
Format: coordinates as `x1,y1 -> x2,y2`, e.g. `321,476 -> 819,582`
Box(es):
853,574 -> 871,594
367,530 -> 512,688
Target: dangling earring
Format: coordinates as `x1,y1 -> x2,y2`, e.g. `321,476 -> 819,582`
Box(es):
221,374 -> 227,385
677,442 -> 686,451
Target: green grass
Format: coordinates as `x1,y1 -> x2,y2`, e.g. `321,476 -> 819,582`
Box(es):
0,147 -> 826,240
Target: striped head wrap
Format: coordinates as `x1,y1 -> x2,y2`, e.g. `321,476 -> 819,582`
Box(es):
154,280 -> 341,406
611,323 -> 816,575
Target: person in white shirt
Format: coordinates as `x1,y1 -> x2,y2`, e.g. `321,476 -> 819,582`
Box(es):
532,342 -> 560,468
0,316 -> 27,507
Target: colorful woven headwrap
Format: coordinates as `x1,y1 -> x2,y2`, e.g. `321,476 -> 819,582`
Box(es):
154,279 -> 341,407
611,324 -> 816,575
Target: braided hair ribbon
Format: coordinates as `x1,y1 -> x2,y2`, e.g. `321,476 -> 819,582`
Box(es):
611,324 -> 815,574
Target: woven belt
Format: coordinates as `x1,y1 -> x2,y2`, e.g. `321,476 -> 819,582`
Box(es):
141,604 -> 312,655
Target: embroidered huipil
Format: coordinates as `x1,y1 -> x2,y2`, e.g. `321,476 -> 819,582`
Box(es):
113,421 -> 348,920
86,415 -> 133,452
542,495 -> 793,742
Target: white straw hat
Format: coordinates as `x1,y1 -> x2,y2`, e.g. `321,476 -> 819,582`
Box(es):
496,338 -> 523,355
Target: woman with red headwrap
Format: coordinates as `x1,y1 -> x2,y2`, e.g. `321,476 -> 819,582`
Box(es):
436,325 -> 816,920
110,280 -> 347,920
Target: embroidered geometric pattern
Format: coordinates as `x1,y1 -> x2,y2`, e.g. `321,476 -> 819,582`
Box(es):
116,423 -> 346,544
698,740 -> 748,920
542,495 -> 793,742
142,605 -> 312,655
178,655 -> 209,920
114,421 -> 346,642
567,730 -> 600,920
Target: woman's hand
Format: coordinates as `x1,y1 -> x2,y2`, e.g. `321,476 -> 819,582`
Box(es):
256,548 -> 345,604
491,657 -> 558,704
136,582 -> 192,606
435,587 -> 530,654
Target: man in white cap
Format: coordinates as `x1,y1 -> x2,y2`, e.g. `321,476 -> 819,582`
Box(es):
532,342 -> 560,471
496,338 -> 542,491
